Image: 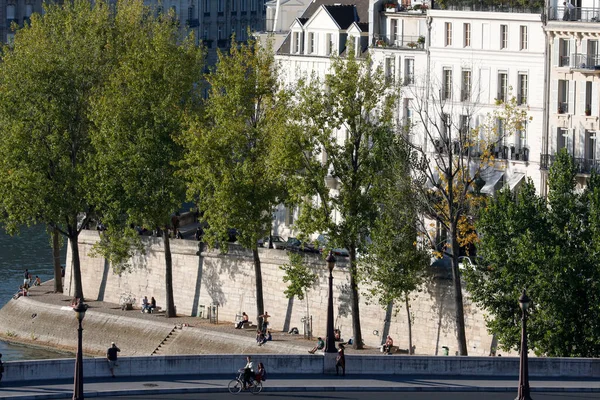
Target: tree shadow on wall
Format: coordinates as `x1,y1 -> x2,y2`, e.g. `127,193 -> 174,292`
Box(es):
202,257 -> 229,307
423,265 -> 455,355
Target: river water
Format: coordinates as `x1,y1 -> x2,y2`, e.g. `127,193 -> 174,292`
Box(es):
0,226 -> 73,361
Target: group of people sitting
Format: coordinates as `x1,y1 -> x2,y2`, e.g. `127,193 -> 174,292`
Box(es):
14,270 -> 42,299
141,296 -> 157,313
256,329 -> 272,345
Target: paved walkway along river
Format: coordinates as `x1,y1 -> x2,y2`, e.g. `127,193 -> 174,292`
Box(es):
1,374 -> 600,400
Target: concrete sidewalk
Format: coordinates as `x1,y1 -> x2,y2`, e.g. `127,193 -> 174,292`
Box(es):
1,374 -> 600,399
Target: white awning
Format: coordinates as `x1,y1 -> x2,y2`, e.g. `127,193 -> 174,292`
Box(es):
506,172 -> 526,191
481,170 -> 504,194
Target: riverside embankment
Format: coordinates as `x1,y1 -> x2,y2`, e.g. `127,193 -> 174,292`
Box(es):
58,229 -> 498,357
0,284 -> 315,358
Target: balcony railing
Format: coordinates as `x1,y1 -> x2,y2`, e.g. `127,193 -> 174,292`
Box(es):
373,35 -> 425,50
548,6 -> 600,22
571,53 -> 600,70
541,154 -> 600,173
558,101 -> 569,113
186,18 -> 199,28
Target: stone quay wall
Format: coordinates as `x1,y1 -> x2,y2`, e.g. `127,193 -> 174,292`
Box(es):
4,354 -> 600,382
64,230 -> 496,356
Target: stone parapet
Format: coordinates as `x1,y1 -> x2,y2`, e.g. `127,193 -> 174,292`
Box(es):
3,354 -> 600,383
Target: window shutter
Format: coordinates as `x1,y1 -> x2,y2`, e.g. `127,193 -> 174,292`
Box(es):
579,80 -> 586,114
593,82 -> 599,117
553,37 -> 559,66
568,81 -> 575,113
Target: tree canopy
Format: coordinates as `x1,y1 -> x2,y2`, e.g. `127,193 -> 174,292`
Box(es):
466,149 -> 600,357
0,0 -> 116,299
180,37 -> 292,326
288,48 -> 409,349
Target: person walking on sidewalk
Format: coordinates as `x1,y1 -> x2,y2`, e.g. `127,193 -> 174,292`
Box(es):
106,342 -> 121,378
336,343 -> 345,376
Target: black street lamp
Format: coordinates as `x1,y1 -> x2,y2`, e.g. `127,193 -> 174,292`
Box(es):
325,251 -> 337,353
73,301 -> 88,400
516,289 -> 532,400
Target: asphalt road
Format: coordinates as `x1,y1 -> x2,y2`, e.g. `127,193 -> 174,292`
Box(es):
96,392 -> 600,400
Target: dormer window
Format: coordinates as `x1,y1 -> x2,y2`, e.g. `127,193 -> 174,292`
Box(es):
308,32 -> 315,54
293,31 -> 303,54
327,33 -> 336,56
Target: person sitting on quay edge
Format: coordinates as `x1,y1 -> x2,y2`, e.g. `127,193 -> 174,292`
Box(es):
236,312 -> 249,329
256,330 -> 267,346
308,336 -> 325,354
34,276 -> 42,286
382,335 -> 394,355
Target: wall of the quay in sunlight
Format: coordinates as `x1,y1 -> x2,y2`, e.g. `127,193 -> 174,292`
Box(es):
64,230 -> 496,356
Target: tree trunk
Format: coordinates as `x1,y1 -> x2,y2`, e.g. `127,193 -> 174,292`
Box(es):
69,232 -> 84,301
405,297 -> 413,355
349,246 -> 363,349
163,229 -> 176,318
52,227 -> 63,293
253,249 -> 265,329
450,223 -> 468,355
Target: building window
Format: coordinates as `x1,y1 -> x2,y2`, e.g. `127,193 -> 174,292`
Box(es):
517,74 -> 528,105
404,58 -> 414,84
500,25 -> 508,49
294,32 -> 302,54
442,68 -> 452,100
461,70 -> 471,102
327,33 -> 335,55
241,0 -> 247,11
218,26 -> 223,40
517,121 -> 527,152
217,0 -> 223,12
203,27 -> 208,40
232,0 -> 237,12
559,39 -> 570,67
586,81 -> 593,116
463,23 -> 471,47
558,79 -> 568,113
520,26 -> 528,50
459,115 -> 470,135
203,0 -> 209,13
497,72 -> 507,102
385,57 -> 395,83
391,19 -> 398,43
309,32 -> 315,54
445,22 -> 452,46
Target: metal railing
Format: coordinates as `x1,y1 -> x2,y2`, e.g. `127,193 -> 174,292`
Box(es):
571,53 -> 600,70
443,3 -> 543,13
541,154 -> 600,173
548,6 -> 600,22
373,35 -> 425,50
558,101 -> 569,113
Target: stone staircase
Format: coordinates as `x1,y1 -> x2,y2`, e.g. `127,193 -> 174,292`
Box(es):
152,326 -> 182,355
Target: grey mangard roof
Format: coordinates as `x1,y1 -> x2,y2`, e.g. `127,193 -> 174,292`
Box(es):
300,0 -> 369,22
276,0 -> 370,55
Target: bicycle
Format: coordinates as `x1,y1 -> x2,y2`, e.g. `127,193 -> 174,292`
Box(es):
228,368 -> 263,395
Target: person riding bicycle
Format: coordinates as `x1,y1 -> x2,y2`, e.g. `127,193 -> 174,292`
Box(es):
242,355 -> 255,389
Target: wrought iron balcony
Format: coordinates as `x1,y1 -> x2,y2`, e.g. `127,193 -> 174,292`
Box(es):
540,154 -> 600,173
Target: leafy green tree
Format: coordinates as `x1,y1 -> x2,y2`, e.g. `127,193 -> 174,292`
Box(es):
180,37 -> 291,327
361,158 -> 430,353
0,0 -> 116,300
89,1 -> 204,318
289,49 -> 405,349
280,252 -> 318,320
466,149 -> 600,356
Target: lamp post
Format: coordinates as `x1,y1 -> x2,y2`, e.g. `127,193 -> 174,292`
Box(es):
516,289 -> 532,400
325,251 -> 337,353
73,301 -> 88,400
